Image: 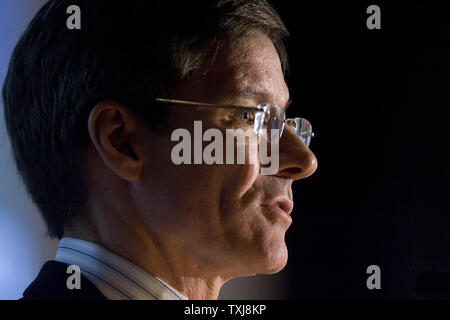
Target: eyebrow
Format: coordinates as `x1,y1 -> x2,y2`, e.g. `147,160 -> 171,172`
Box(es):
236,86 -> 292,111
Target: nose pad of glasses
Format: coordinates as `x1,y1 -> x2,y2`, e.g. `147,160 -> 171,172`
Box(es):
254,104 -> 286,141
279,122 -> 285,138
266,103 -> 284,138
253,109 -> 266,135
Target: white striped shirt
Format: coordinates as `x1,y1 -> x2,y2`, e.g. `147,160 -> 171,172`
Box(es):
54,237 -> 188,300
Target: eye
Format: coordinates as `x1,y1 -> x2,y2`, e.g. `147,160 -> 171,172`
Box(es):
242,111 -> 250,124
241,111 -> 256,125
227,110 -> 254,126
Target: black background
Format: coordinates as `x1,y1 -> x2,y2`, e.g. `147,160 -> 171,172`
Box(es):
269,1 -> 450,299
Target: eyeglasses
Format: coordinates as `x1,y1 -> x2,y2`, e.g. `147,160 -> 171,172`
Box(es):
155,98 -> 314,147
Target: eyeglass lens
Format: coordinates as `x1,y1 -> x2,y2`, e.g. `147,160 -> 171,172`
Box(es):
255,104 -> 313,147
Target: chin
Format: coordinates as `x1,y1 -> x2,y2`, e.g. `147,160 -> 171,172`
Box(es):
245,240 -> 289,275
264,245 -> 289,274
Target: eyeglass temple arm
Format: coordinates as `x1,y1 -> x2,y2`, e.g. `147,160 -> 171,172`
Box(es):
156,98 -> 263,112
158,98 -> 315,138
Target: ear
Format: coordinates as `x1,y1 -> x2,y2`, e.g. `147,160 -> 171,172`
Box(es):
87,100 -> 144,181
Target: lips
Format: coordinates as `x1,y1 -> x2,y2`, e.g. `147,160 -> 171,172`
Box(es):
261,197 -> 293,216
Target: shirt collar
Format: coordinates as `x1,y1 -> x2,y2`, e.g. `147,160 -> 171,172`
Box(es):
54,237 -> 188,300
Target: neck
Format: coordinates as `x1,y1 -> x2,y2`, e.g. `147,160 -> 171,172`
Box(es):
64,208 -> 229,300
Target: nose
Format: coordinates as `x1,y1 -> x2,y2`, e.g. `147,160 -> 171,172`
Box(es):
275,125 -> 318,180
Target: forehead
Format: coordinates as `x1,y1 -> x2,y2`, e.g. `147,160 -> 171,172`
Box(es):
174,34 -> 290,108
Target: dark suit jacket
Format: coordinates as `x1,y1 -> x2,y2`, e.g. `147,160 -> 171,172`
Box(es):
21,260 -> 107,300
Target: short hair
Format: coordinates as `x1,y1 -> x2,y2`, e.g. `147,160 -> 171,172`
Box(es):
2,0 -> 289,238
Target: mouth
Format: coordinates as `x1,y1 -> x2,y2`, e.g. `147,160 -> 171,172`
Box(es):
260,197 -> 294,216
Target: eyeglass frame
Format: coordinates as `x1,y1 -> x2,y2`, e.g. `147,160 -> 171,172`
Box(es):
155,98 -> 315,147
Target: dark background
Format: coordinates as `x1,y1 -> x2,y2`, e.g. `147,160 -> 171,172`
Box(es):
0,0 -> 448,300
270,1 -> 450,299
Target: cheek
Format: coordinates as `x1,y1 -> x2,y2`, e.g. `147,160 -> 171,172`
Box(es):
218,138 -> 261,225
224,138 -> 260,199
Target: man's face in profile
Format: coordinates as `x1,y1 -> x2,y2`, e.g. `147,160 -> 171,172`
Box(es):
135,33 -> 317,280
